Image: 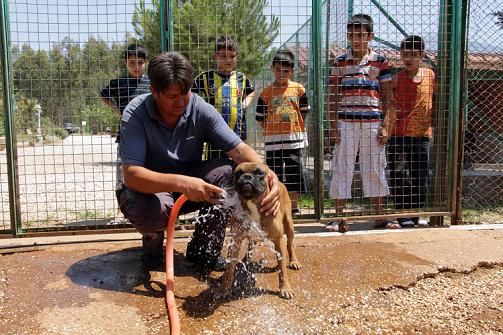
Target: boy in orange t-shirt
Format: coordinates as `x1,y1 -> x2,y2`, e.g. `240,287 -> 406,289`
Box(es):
388,35 -> 435,227
256,50 -> 310,216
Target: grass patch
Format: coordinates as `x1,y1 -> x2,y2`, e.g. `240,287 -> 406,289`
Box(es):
461,205 -> 503,224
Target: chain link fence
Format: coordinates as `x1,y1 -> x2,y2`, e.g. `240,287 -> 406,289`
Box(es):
462,0 -> 503,224
1,0 -> 499,235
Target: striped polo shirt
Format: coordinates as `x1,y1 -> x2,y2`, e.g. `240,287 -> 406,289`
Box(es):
329,48 -> 391,121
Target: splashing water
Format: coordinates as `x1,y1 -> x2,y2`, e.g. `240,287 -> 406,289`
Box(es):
216,188 -> 268,242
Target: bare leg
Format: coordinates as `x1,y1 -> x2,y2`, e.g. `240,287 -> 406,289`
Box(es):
336,199 -> 346,215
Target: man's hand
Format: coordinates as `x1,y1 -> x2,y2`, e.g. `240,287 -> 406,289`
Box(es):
378,126 -> 389,145
183,177 -> 225,203
260,171 -> 280,216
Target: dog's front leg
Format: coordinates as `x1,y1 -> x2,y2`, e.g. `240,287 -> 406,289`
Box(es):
274,236 -> 294,299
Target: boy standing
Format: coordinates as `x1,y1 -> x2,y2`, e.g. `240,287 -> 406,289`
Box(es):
100,44 -> 150,195
327,14 -> 397,231
388,35 -> 435,227
256,50 -> 310,216
192,35 -> 254,159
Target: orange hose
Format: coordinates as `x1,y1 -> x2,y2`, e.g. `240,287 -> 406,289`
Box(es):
166,194 -> 188,335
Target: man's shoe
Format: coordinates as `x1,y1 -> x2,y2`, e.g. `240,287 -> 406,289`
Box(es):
141,233 -> 164,270
141,253 -> 165,270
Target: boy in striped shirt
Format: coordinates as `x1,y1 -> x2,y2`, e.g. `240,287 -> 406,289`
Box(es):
327,14 -> 397,231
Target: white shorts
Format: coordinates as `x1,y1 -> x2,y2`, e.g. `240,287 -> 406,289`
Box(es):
329,120 -> 389,199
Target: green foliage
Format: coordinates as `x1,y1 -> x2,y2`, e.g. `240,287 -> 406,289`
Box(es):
132,0 -> 163,56
12,37 -> 125,131
132,0 -> 280,77
14,96 -> 40,132
9,1 -> 279,136
77,104 -> 120,134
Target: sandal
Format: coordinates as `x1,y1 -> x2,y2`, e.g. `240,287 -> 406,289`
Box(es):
325,221 -> 341,232
374,220 -> 401,229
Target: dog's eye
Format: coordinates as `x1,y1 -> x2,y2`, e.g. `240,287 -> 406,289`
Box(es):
256,169 -> 265,177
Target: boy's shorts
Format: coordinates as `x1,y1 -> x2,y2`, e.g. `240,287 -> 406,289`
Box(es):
266,148 -> 307,193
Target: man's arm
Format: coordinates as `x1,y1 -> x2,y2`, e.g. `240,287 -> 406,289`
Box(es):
123,164 -> 224,203
227,142 -> 280,216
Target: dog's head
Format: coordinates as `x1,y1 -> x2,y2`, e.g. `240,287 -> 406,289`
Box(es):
234,162 -> 269,200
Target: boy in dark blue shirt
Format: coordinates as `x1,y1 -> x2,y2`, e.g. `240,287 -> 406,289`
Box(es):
100,44 -> 151,199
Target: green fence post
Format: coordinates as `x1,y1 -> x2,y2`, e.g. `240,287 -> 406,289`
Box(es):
450,0 -> 468,225
312,0 -> 323,220
0,0 -> 21,235
161,0 -> 174,52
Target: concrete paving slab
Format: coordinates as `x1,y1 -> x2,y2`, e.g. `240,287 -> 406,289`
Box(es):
0,226 -> 502,334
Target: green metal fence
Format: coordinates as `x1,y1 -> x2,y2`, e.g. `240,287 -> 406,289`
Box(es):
0,0 -> 483,236
461,0 -> 503,224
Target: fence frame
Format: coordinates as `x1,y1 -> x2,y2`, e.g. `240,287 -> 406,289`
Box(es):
0,0 -> 473,236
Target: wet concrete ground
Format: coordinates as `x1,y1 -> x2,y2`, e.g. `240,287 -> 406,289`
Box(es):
0,224 -> 502,335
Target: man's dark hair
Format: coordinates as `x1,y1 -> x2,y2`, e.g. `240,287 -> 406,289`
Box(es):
148,52 -> 193,93
124,43 -> 147,60
216,35 -> 239,53
272,50 -> 295,68
400,35 -> 425,52
347,14 -> 374,33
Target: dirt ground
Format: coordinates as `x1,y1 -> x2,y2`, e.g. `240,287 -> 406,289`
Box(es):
0,226 -> 502,335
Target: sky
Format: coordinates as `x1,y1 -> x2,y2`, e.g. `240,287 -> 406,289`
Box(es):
6,0 -> 503,53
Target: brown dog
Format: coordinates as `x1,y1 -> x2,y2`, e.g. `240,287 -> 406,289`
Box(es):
219,161 -> 301,299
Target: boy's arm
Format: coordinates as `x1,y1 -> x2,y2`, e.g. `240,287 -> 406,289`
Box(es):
100,96 -> 120,116
242,77 -> 255,110
328,74 -> 340,145
255,96 -> 267,128
299,89 -> 310,121
378,61 -> 396,145
380,80 -> 396,145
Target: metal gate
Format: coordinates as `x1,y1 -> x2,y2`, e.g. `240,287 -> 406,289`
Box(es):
0,0 -> 473,236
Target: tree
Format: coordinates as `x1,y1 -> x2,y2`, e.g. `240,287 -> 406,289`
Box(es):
132,0 -> 280,77
494,11 -> 503,30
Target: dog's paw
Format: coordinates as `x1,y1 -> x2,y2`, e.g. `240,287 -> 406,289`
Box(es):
279,288 -> 295,299
289,260 -> 302,270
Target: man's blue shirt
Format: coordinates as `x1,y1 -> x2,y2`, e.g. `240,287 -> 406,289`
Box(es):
120,93 -> 242,174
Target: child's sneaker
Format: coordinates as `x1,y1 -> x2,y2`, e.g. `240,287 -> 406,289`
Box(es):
416,218 -> 430,227
292,208 -> 302,216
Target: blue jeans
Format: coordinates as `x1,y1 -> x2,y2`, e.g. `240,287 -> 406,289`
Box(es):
387,136 -> 430,210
